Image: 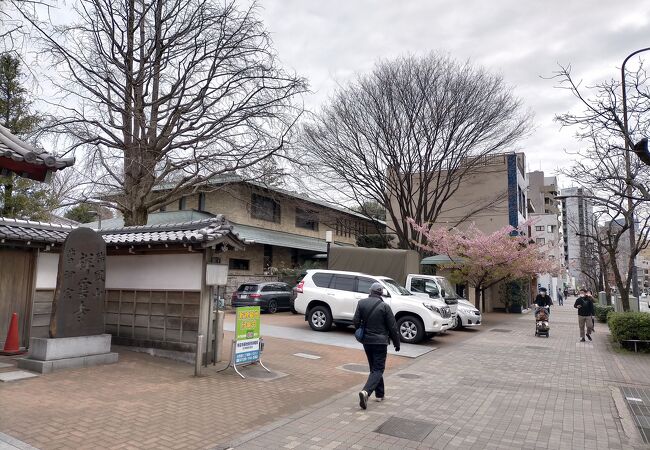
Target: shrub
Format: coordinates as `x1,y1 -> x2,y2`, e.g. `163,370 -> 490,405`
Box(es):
608,312 -> 650,343
594,305 -> 615,323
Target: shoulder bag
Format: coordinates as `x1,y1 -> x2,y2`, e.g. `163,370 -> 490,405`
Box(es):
355,299 -> 383,343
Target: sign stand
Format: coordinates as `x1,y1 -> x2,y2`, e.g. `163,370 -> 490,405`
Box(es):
217,338 -> 270,379
215,306 -> 270,379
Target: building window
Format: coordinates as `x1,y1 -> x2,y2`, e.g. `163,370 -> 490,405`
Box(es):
295,208 -> 318,231
228,259 -> 250,271
536,238 -> 546,245
535,226 -> 544,232
198,193 -> 206,211
178,196 -> 187,210
547,225 -> 556,233
251,193 -> 281,223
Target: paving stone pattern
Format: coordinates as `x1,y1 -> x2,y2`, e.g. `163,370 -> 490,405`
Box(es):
0,330 -> 407,450
227,303 -> 650,450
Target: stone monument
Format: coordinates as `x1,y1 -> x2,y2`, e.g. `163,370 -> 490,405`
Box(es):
18,228 -> 118,373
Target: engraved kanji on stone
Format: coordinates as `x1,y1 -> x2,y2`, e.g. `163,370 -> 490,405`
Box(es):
50,228 -> 106,338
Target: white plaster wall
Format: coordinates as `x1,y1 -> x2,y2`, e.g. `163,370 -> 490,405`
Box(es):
36,252 -> 60,289
106,254 -> 203,290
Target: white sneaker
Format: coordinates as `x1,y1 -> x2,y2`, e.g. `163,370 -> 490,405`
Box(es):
358,390 -> 368,409
375,396 -> 384,402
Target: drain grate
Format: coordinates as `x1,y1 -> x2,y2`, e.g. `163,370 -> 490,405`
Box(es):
621,387 -> 650,443
490,329 -> 512,333
526,346 -> 549,350
375,416 -> 435,441
398,373 -> 422,379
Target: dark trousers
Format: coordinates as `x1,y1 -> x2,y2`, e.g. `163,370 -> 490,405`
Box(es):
362,344 -> 387,398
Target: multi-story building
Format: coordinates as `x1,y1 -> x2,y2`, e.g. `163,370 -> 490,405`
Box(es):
560,187 -> 595,288
386,152 -> 529,311
528,172 -> 564,298
96,177 -> 383,281
386,152 -> 529,235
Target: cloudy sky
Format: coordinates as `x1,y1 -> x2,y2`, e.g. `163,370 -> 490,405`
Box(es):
258,0 -> 650,187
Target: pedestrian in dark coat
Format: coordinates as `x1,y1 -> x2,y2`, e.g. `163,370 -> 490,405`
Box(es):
574,288 -> 595,341
353,282 -> 400,410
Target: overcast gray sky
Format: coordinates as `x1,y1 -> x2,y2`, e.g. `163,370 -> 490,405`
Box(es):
258,0 -> 650,186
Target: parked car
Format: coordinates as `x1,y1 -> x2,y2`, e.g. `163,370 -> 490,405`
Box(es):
293,269 -> 453,344
404,274 -> 459,320
453,299 -> 481,329
231,282 -> 293,313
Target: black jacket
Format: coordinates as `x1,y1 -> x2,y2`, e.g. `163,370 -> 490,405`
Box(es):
534,294 -> 552,308
574,296 -> 594,316
353,294 -> 400,347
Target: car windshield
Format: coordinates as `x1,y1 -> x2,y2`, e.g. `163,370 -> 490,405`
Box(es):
382,278 -> 412,296
436,277 -> 459,299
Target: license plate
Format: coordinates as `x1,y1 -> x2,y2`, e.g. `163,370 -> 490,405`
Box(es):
240,294 -> 247,299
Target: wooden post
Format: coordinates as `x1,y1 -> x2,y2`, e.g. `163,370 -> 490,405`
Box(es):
197,248 -> 212,368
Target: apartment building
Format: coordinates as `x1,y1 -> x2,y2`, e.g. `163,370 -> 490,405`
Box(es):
386,152 -> 529,311
560,187 -> 595,288
528,171 -> 564,298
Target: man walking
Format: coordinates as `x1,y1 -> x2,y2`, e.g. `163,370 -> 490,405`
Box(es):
574,288 -> 595,341
353,282 -> 400,410
557,287 -> 564,306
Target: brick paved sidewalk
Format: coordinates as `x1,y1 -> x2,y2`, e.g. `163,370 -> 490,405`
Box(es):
0,329 -> 409,450
226,303 -> 650,450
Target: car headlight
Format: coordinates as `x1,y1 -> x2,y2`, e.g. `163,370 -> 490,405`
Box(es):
423,303 -> 442,314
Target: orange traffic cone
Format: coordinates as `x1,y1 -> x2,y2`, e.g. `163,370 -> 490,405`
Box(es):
1,313 -> 25,356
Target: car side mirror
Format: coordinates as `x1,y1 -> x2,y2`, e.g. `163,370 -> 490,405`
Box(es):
440,288 -> 446,297
382,288 -> 390,297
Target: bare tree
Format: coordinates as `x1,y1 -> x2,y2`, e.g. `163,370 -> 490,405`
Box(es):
299,53 -> 531,250
555,65 -> 650,310
17,0 -> 307,225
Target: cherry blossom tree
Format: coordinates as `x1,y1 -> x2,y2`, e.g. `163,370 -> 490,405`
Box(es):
409,220 -> 560,310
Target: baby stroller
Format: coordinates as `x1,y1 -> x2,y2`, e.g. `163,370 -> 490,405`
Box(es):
534,307 -> 550,337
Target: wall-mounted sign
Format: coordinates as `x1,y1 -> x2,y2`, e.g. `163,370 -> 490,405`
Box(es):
206,263 -> 229,286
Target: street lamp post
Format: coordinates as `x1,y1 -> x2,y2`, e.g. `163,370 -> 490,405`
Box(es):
621,47 -> 650,301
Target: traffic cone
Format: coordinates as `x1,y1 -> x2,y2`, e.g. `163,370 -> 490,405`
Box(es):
1,313 -> 25,356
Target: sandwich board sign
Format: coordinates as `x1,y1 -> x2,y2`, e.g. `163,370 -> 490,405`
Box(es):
216,305 -> 270,378
234,306 -> 261,364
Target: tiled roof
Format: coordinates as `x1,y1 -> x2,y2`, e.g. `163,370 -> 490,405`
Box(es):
85,210 -> 215,229
0,215 -> 243,249
98,215 -> 240,247
0,124 -> 75,170
0,217 -> 73,244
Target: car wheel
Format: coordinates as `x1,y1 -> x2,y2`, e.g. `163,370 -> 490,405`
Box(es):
308,306 -> 332,332
267,300 -> 278,314
453,315 -> 463,330
397,315 -> 424,344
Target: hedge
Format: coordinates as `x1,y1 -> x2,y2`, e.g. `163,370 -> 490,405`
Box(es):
594,305 -> 615,323
608,312 -> 650,343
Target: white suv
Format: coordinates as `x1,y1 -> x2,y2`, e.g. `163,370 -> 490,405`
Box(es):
294,269 -> 452,344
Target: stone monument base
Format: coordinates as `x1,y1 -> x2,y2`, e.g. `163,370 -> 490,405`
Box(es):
17,334 -> 118,374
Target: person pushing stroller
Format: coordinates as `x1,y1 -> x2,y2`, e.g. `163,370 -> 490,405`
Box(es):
533,288 -> 552,337
533,288 -> 552,313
